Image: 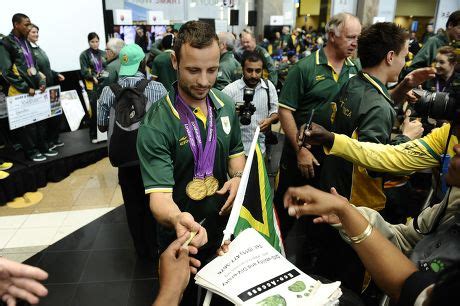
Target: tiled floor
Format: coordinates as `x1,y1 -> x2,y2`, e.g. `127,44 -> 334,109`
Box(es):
0,157 -> 123,262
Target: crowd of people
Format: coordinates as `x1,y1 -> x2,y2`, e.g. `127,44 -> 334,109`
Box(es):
0,8 -> 459,306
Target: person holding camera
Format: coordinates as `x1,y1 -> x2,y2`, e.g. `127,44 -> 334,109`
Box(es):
222,51 -> 279,156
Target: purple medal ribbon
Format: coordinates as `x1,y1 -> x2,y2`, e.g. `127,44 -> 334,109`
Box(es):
90,52 -> 103,73
13,36 -> 34,68
176,95 -> 217,180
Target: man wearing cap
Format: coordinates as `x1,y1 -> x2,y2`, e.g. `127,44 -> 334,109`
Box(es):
97,44 -> 167,260
150,34 -> 177,93
214,32 -> 242,90
137,22 -> 245,303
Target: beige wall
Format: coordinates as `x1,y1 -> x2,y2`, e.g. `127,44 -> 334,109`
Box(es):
300,0 -> 321,15
296,15 -> 320,30
395,0 -> 437,17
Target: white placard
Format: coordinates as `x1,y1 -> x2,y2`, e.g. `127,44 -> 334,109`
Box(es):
270,15 -> 284,26
147,11 -> 165,25
215,19 -> 228,34
60,90 -> 85,132
6,86 -> 61,130
331,0 -> 357,16
114,9 -> 133,25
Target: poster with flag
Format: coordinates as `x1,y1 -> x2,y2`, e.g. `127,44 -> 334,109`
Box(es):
222,126 -> 284,255
233,142 -> 284,254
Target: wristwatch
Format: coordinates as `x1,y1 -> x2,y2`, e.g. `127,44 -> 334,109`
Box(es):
232,171 -> 243,178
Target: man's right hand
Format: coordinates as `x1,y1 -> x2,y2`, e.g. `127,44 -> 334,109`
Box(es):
173,212 -> 208,254
296,147 -> 319,178
298,122 -> 335,149
28,88 -> 35,96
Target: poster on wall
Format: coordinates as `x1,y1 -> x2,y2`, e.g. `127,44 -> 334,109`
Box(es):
147,11 -> 166,25
331,0 -> 357,16
114,9 -> 133,25
6,86 -> 62,130
270,16 -> 284,26
125,0 -> 184,22
434,0 -> 460,31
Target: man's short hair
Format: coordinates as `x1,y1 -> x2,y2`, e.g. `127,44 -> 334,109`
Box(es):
241,50 -> 263,68
218,32 -> 235,51
446,10 -> 460,28
325,12 -> 358,39
173,20 -> 218,64
358,22 -> 408,69
240,28 -> 255,39
12,13 -> 29,26
161,34 -> 174,50
106,38 -> 126,56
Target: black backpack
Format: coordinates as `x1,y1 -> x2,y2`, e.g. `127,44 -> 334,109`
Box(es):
108,79 -> 151,167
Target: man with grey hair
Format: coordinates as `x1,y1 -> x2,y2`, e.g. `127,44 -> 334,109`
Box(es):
237,28 -> 278,85
274,12 -> 361,238
97,37 -> 126,96
214,32 -> 242,90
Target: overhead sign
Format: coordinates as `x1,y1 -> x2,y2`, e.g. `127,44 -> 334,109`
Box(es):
114,9 -> 133,25
270,16 -> 284,26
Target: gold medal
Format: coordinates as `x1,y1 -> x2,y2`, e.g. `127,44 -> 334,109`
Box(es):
204,176 -> 219,196
28,67 -> 37,76
186,178 -> 207,201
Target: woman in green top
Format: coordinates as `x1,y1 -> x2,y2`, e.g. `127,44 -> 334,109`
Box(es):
28,24 -> 65,149
79,32 -> 106,142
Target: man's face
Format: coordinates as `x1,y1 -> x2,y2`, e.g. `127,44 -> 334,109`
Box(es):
330,18 -> 361,58
388,40 -> 409,82
241,33 -> 256,51
172,41 -> 220,103
447,23 -> 460,42
243,59 -> 263,88
105,48 -> 115,61
15,17 -> 31,38
445,144 -> 460,187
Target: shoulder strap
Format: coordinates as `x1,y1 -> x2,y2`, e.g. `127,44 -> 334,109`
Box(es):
109,83 -> 123,98
135,79 -> 151,93
262,78 -> 270,115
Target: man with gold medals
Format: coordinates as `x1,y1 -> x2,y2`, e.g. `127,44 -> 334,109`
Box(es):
0,13 -> 49,162
137,20 -> 245,305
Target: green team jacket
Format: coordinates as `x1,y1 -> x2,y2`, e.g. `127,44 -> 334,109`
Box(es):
408,32 -> 449,72
30,43 -> 59,86
214,51 -> 242,90
0,33 -> 45,94
79,48 -> 106,91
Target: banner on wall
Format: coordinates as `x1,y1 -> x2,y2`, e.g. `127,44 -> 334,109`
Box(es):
147,11 -> 168,25
125,0 -> 184,22
270,16 -> 284,26
434,0 -> 460,31
331,0 -> 357,16
114,9 -> 133,25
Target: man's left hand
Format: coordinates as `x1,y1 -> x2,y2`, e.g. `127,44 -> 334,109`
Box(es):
57,74 -> 65,82
403,67 -> 436,88
259,118 -> 271,132
216,177 -> 241,215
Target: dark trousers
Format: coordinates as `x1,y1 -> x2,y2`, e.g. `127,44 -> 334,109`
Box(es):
11,121 -> 48,158
46,114 -> 62,143
88,89 -> 97,139
118,165 -> 157,259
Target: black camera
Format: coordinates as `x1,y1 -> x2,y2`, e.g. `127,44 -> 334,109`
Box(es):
412,88 -> 459,121
235,87 -> 256,125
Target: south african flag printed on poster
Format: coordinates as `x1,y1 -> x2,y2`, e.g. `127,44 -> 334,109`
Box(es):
231,129 -> 284,255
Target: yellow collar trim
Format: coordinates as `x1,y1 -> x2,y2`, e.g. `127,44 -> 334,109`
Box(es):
209,89 -> 225,107
362,72 -> 392,102
165,94 -> 180,119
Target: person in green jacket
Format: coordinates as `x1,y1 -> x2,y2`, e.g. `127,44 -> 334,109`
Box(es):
150,34 -> 176,93
408,10 -> 460,72
79,32 -> 106,142
214,32 -> 242,91
0,13 -> 50,162
97,37 -> 125,95
28,24 -> 65,151
237,29 -> 278,86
